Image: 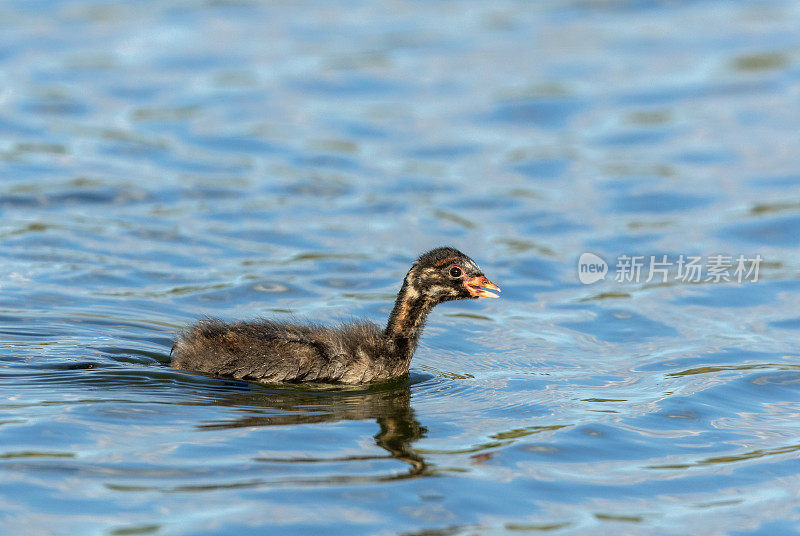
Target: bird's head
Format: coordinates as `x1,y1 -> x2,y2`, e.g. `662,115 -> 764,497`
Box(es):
407,247 -> 500,304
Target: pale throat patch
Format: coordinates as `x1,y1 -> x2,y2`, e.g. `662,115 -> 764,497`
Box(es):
428,284 -> 457,295
404,284 -> 420,299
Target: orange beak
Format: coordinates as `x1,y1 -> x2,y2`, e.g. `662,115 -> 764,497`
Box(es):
464,275 -> 501,298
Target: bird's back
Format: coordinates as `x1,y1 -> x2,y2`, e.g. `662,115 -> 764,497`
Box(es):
171,318 -> 398,384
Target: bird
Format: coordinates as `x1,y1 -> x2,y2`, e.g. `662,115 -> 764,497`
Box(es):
170,247 -> 500,384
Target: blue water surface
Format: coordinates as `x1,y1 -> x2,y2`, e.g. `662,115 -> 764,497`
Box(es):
2,1 -> 800,535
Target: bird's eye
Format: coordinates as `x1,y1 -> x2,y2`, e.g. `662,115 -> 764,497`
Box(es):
449,266 -> 462,278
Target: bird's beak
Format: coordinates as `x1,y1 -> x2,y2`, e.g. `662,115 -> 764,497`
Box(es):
464,275 -> 501,298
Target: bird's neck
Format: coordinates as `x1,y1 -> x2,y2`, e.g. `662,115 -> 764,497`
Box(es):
385,274 -> 436,365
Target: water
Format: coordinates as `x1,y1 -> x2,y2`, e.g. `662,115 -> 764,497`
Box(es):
2,0 -> 800,534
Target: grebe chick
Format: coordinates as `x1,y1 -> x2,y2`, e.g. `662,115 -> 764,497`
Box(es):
171,247 -> 500,384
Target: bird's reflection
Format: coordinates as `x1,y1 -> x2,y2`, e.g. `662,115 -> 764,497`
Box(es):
192,377 -> 428,479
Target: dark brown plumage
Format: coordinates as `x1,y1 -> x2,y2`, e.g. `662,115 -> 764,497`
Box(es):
170,247 -> 500,384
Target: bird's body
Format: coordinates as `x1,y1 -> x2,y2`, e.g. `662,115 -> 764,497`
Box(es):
171,247 -> 499,385
171,318 -> 403,384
